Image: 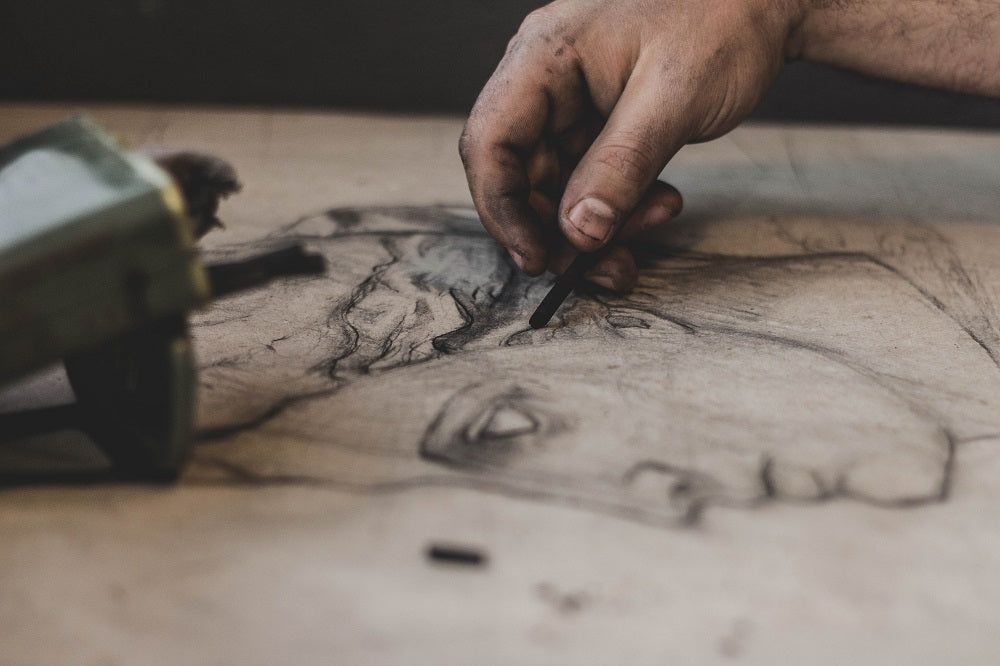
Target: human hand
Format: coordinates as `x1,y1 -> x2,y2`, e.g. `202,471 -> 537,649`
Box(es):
460,0 -> 802,291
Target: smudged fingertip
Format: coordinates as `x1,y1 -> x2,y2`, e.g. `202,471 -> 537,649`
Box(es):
587,246 -> 638,292
587,274 -> 618,290
586,259 -> 637,293
510,247 -> 547,276
586,270 -> 636,293
661,182 -> 684,216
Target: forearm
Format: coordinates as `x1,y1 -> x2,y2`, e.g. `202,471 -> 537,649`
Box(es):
791,0 -> 1000,97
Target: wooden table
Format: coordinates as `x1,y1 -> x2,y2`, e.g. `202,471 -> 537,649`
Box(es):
2,102 -> 999,665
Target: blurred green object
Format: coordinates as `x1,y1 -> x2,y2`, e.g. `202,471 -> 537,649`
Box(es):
0,117 -> 323,479
0,116 -> 209,386
0,117 -> 211,478
0,117 -> 206,478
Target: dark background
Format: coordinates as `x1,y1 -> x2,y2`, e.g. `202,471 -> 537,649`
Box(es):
3,0 -> 998,126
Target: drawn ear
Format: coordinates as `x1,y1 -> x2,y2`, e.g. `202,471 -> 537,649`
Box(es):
621,461 -> 725,526
331,233 -> 522,375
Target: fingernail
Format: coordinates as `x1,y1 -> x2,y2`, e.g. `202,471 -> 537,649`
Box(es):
634,205 -> 671,235
507,248 -> 528,271
588,273 -> 617,290
567,198 -> 616,244
509,247 -> 543,276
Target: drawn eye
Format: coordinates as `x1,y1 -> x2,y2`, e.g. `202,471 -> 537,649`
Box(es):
465,404 -> 538,442
606,314 -> 651,329
421,383 -> 561,469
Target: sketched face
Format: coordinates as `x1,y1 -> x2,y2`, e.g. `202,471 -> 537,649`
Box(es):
192,206 -> 1000,526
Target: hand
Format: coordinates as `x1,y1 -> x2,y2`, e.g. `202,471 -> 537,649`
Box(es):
460,0 -> 801,291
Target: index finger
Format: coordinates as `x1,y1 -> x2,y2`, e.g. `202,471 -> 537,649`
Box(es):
460,60 -> 551,275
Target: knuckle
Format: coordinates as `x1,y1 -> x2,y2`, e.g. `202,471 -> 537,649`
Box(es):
592,140 -> 657,186
510,6 -> 565,53
520,6 -> 557,31
503,11 -> 547,58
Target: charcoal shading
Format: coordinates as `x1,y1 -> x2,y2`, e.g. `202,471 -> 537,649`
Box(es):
187,205 -> 1000,527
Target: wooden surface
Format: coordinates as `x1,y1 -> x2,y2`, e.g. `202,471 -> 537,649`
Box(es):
1,103 -> 1000,665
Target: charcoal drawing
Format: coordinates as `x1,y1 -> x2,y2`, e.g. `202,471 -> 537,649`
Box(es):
188,204 -> 1000,526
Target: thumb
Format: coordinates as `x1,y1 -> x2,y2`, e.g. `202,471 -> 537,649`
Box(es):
559,63 -> 687,252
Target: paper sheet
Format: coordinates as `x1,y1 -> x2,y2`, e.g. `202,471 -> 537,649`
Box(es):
2,104 -> 999,664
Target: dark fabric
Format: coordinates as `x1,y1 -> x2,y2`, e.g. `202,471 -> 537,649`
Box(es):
2,1 -> 997,126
